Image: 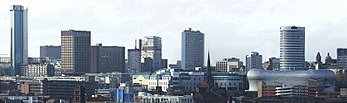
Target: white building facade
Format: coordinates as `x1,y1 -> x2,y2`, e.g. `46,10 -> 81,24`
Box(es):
280,26 -> 305,71
246,52 -> 263,72
216,57 -> 243,72
141,36 -> 162,70
21,64 -> 55,77
139,93 -> 194,103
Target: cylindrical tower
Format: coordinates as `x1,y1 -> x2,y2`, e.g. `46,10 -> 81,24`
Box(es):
280,26 -> 305,71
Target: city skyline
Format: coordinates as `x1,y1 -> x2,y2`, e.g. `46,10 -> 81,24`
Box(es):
1,0 -> 347,64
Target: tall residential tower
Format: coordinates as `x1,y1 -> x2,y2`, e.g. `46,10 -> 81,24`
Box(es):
280,26 -> 305,71
181,28 -> 204,71
10,5 -> 28,76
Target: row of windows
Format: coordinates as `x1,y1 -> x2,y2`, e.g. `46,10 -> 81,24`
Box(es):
216,82 -> 238,86
142,98 -> 193,103
150,77 -> 171,80
149,82 -> 168,85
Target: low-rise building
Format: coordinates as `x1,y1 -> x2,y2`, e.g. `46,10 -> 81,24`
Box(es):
85,72 -> 131,89
0,96 -> 50,103
132,72 -> 151,87
275,85 -> 308,96
22,64 -> 55,77
215,57 -> 243,72
148,71 -> 171,92
213,72 -> 248,91
249,69 -> 337,98
0,76 -> 97,102
0,54 -> 11,76
137,92 -> 194,103
133,69 -> 248,94
169,72 -> 204,94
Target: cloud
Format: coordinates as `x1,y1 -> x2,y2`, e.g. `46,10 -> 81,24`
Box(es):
1,0 -> 347,64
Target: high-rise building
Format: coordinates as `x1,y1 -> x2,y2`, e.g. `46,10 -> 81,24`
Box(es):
142,58 -> 153,72
268,57 -> 280,71
337,48 -> 347,69
215,57 -> 243,72
280,26 -> 305,71
90,44 -> 125,73
128,48 -> 141,74
141,36 -> 162,71
246,52 -> 263,72
61,30 -> 91,73
40,45 -> 61,59
181,28 -> 204,71
128,40 -> 142,74
10,5 -> 28,76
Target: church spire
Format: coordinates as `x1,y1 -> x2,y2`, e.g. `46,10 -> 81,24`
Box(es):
316,52 -> 321,63
205,51 -> 214,91
207,51 -> 211,71
315,52 -> 322,69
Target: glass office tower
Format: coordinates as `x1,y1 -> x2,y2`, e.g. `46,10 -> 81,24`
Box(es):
10,5 -> 28,76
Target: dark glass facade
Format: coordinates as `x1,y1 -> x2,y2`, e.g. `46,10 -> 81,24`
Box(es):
10,5 -> 28,76
90,44 -> 125,73
40,45 -> 61,59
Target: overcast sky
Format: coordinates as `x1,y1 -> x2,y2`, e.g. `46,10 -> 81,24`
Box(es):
1,0 -> 347,64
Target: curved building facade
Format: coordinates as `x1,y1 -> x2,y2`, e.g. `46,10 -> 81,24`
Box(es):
11,5 -> 28,76
280,26 -> 305,71
247,69 -> 336,92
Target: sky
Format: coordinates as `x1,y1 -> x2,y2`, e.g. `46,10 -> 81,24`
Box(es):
1,0 -> 347,64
